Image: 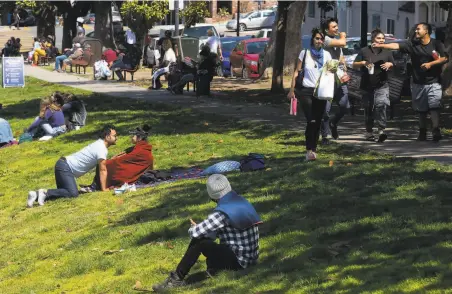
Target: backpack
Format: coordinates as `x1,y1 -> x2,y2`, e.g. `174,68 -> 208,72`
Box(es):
240,153 -> 265,172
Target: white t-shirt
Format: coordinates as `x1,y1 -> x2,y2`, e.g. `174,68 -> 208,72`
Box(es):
33,42 -> 41,50
66,139 -> 108,178
206,36 -> 220,54
299,49 -> 332,88
163,48 -> 176,64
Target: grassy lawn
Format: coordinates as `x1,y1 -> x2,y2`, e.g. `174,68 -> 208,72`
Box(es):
2,77 -> 452,293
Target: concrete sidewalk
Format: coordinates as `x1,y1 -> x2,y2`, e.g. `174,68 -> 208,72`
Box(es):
25,65 -> 452,163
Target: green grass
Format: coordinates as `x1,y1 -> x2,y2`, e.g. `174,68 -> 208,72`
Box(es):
1,77 -> 452,293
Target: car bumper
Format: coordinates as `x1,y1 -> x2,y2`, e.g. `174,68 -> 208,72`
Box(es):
226,23 -> 237,30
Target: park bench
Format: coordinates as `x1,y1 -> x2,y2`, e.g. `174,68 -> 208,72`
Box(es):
347,69 -> 409,120
111,64 -> 139,81
71,50 -> 94,74
39,56 -> 51,66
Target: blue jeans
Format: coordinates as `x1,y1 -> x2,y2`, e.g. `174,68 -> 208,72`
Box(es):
321,83 -> 350,138
55,55 -> 67,70
46,158 -> 79,199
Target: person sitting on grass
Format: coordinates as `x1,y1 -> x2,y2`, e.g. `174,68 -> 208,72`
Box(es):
0,117 -> 16,148
27,125 -> 117,208
26,96 -> 67,139
61,93 -> 87,130
61,43 -> 83,73
81,125 -> 154,192
152,174 -> 262,292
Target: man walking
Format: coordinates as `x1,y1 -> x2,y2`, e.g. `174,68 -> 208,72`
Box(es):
27,125 -> 117,207
373,23 -> 447,141
152,174 -> 262,292
9,9 -> 20,30
353,29 -> 394,142
320,17 -> 349,144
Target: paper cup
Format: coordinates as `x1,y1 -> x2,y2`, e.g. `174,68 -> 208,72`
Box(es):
368,64 -> 374,75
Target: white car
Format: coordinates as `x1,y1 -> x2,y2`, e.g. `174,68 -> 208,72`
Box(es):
226,10 -> 276,31
255,29 -> 272,38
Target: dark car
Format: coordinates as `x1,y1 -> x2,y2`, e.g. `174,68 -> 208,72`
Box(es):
18,9 -> 36,27
221,36 -> 252,77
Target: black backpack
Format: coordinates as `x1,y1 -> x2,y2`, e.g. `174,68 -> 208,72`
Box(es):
240,153 -> 265,172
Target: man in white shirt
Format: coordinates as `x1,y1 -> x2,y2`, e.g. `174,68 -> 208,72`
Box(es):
206,30 -> 223,61
27,125 -> 118,207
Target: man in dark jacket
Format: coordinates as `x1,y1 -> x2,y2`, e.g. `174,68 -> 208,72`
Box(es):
152,174 -> 262,292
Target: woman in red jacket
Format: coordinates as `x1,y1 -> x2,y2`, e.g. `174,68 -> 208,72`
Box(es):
84,125 -> 154,191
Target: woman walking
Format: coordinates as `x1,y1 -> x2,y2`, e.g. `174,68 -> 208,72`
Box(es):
287,28 -> 333,161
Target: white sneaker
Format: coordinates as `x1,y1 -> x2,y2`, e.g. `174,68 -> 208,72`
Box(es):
305,151 -> 317,161
27,191 -> 38,208
39,135 -> 53,141
37,189 -> 47,206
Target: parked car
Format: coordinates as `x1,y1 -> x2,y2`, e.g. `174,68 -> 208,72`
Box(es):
220,36 -> 252,77
181,25 -> 224,50
255,29 -> 272,38
84,13 -> 95,24
18,9 -> 36,27
226,10 -> 275,31
230,38 -> 269,79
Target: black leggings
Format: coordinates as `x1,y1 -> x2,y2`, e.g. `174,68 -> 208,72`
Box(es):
175,238 -> 242,279
296,87 -> 327,151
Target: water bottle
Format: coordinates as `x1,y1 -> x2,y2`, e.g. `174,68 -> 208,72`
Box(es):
432,50 -> 439,60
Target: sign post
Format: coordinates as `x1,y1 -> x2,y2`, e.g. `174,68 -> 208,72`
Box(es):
2,56 -> 25,88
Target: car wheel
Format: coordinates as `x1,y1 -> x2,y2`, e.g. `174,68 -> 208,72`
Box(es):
230,65 -> 234,78
239,23 -> 246,32
242,66 -> 249,79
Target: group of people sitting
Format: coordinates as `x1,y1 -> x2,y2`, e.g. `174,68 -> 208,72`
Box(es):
53,42 -> 90,73
29,37 -> 59,66
24,91 -> 87,140
1,37 -> 22,57
25,123 -> 261,292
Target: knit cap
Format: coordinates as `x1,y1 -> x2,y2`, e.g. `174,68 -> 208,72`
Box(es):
206,174 -> 232,200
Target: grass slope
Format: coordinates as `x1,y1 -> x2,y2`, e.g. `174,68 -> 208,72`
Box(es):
1,78 -> 452,293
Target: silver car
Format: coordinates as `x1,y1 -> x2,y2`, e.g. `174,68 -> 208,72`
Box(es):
226,10 -> 276,32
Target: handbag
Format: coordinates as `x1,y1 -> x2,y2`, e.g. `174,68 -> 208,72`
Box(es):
295,49 -> 308,89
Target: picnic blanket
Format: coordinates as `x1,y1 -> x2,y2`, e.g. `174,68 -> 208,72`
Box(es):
135,167 -> 205,189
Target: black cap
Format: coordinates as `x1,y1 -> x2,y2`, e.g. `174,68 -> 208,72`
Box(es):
129,125 -> 151,137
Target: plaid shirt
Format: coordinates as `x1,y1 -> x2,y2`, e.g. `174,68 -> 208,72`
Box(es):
189,212 -> 260,268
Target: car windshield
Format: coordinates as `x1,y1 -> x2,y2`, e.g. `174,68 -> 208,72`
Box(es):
222,40 -> 239,52
182,27 -> 213,38
246,41 -> 267,54
256,31 -> 265,38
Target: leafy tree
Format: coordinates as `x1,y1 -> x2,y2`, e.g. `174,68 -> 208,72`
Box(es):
120,0 -> 169,46
16,1 -> 56,43
180,1 -> 210,29
318,1 -> 335,18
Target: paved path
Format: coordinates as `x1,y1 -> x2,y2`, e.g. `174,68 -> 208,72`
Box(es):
25,65 -> 452,163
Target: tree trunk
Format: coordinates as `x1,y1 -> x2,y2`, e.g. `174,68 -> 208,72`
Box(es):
442,10 -> 452,96
283,1 -> 307,76
62,12 -> 76,49
36,7 -> 56,42
271,1 -> 291,93
94,1 -> 112,48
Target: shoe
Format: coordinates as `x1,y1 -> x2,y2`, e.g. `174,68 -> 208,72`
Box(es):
27,191 -> 38,208
417,128 -> 427,141
37,189 -> 47,206
321,138 -> 330,145
377,131 -> 387,143
330,122 -> 339,139
31,64 -> 37,67
152,272 -> 185,292
365,132 -> 375,142
305,150 -> 317,161
432,128 -> 442,142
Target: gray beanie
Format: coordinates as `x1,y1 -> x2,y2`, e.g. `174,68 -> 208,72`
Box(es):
206,174 -> 232,200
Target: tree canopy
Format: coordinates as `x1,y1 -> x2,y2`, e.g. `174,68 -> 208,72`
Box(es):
180,1 -> 210,29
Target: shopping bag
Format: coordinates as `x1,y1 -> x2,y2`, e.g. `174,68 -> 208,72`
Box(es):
314,70 -> 335,100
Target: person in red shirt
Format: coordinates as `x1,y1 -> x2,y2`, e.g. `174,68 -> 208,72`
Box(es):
102,48 -> 118,68
83,125 -> 154,192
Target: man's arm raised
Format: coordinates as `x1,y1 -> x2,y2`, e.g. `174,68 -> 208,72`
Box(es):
372,42 -> 400,50
325,32 -> 347,48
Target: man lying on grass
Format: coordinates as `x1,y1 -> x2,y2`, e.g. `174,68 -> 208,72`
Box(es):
152,174 -> 262,291
27,125 -> 117,207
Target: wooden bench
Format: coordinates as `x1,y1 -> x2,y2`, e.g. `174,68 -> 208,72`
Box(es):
71,51 -> 94,74
347,69 -> 408,119
39,56 -> 51,66
111,65 -> 139,81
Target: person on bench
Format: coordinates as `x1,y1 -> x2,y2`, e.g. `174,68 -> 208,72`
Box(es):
32,39 -> 47,66
61,43 -> 83,72
111,44 -> 141,82
54,43 -> 76,72
149,39 -> 176,90
353,28 -> 394,143
81,125 -> 154,192
152,174 -> 261,292
27,125 -> 117,208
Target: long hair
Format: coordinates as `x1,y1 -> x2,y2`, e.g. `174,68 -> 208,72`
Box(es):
162,39 -> 172,51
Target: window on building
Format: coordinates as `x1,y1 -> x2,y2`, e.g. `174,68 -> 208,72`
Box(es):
308,1 -> 315,18
387,19 -> 395,35
372,14 -> 381,29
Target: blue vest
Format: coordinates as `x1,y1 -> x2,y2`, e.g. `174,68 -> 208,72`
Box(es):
214,191 -> 262,230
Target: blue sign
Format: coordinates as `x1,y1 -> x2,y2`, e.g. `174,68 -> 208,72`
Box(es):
2,57 -> 25,88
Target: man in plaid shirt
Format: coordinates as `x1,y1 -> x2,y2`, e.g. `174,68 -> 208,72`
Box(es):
153,174 -> 262,292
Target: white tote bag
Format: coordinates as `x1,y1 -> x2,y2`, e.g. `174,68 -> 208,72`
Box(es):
315,70 -> 335,100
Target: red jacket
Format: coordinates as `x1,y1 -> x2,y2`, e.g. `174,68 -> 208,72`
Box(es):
106,141 -> 154,187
